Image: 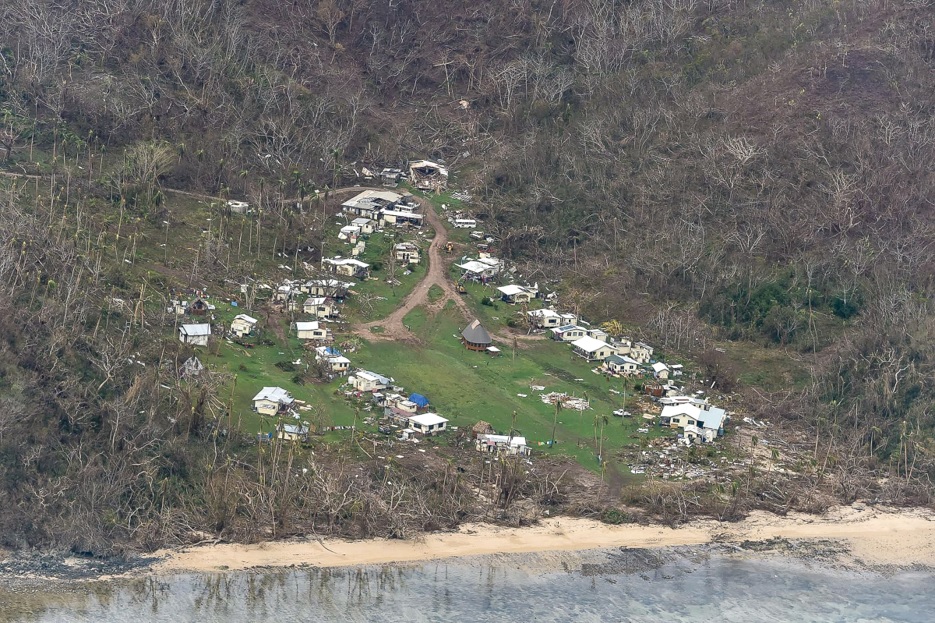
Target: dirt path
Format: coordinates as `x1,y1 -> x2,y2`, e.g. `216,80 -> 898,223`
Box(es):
355,197 -> 473,342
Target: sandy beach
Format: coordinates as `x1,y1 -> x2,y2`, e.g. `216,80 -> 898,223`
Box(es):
151,503 -> 935,574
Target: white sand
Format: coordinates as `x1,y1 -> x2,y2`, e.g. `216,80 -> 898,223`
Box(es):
150,504 -> 935,574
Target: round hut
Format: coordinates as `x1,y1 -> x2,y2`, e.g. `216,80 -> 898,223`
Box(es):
461,319 -> 492,351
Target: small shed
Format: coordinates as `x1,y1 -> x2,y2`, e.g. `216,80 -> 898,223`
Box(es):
461,319 -> 492,351
277,422 -> 309,442
180,356 -> 204,378
253,387 -> 294,416
294,321 -> 331,341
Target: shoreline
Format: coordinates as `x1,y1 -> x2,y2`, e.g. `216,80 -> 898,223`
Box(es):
148,503 -> 935,575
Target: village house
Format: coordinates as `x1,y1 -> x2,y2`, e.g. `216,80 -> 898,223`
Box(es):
322,257 -> 370,279
230,314 -> 258,338
315,346 -> 350,376
408,393 -> 430,412
178,323 -> 211,347
341,189 -> 407,219
293,321 -> 332,341
497,284 -> 537,304
277,422 -> 309,442
586,327 -> 609,342
188,298 -> 210,316
301,279 -> 353,299
380,208 -> 424,228
461,319 -> 493,351
526,309 -> 578,329
604,354 -> 641,376
652,362 -> 670,380
629,341 -> 654,364
550,325 -> 588,342
611,337 -> 633,355
380,167 -> 403,187
252,387 -> 294,416
408,160 -> 449,191
351,370 -> 393,392
571,336 -> 617,361
338,224 -> 360,241
407,413 -> 448,435
475,434 -> 532,456
303,296 -> 338,319
393,242 -> 421,264
352,217 -> 375,235
659,404 -> 727,443
455,257 -> 502,282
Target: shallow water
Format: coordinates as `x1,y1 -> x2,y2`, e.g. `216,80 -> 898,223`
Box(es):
3,550 -> 932,623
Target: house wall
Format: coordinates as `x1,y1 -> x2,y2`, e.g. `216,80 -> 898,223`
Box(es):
412,422 -> 446,435
255,399 -> 281,416
180,334 -> 210,347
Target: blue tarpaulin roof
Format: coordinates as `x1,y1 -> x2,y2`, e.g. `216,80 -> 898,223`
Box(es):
409,393 -> 430,408
322,346 -> 342,356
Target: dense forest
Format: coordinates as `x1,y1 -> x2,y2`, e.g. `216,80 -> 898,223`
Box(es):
2,0 -> 935,554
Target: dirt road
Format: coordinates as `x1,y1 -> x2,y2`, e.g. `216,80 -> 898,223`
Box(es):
356,197 -> 473,342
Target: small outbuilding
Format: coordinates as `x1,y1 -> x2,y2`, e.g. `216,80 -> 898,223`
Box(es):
293,321 -> 332,341
277,422 -> 309,442
230,314 -> 258,338
252,387 -> 294,416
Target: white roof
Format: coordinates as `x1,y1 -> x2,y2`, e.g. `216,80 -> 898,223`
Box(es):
180,323 -> 211,336
698,407 -> 727,431
342,189 -> 404,207
323,257 -> 370,268
253,387 -> 293,403
294,321 -> 321,331
382,209 -> 424,219
661,404 -> 701,420
528,308 -> 560,318
497,284 -> 531,296
571,336 -> 613,353
652,362 -> 669,373
356,370 -> 392,385
351,217 -> 372,225
233,314 -> 257,325
305,297 -> 328,305
408,413 -> 448,427
456,258 -> 501,274
479,434 -> 528,447
330,356 -> 351,365
305,278 -> 352,288
340,225 -> 360,233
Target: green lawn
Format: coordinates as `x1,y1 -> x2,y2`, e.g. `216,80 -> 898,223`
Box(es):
352,304 -> 664,470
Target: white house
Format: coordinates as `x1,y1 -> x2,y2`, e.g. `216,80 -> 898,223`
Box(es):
352,217 -> 375,235
341,189 -> 405,219
380,209 -> 424,227
277,422 -> 309,442
456,257 -> 502,282
586,327 -> 609,342
252,387 -> 294,416
526,309 -> 577,329
497,284 -> 537,304
293,321 -> 332,341
630,341 -> 654,364
652,362 -> 670,380
179,323 -> 211,346
338,224 -> 360,241
550,325 -> 588,342
322,257 -> 370,279
350,370 -> 393,392
660,404 -> 726,441
393,242 -> 421,264
315,346 -> 350,375
303,296 -> 338,319
230,314 -> 258,338
407,413 -> 448,435
571,336 -> 617,361
475,434 -> 531,456
604,354 -> 641,376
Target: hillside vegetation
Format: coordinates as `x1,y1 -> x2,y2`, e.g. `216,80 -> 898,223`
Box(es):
1,0 -> 935,553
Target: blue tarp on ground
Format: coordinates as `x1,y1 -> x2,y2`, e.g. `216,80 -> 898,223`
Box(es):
409,393 -> 430,408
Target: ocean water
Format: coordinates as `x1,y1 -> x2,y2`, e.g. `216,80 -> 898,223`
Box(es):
3,549 -> 932,623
